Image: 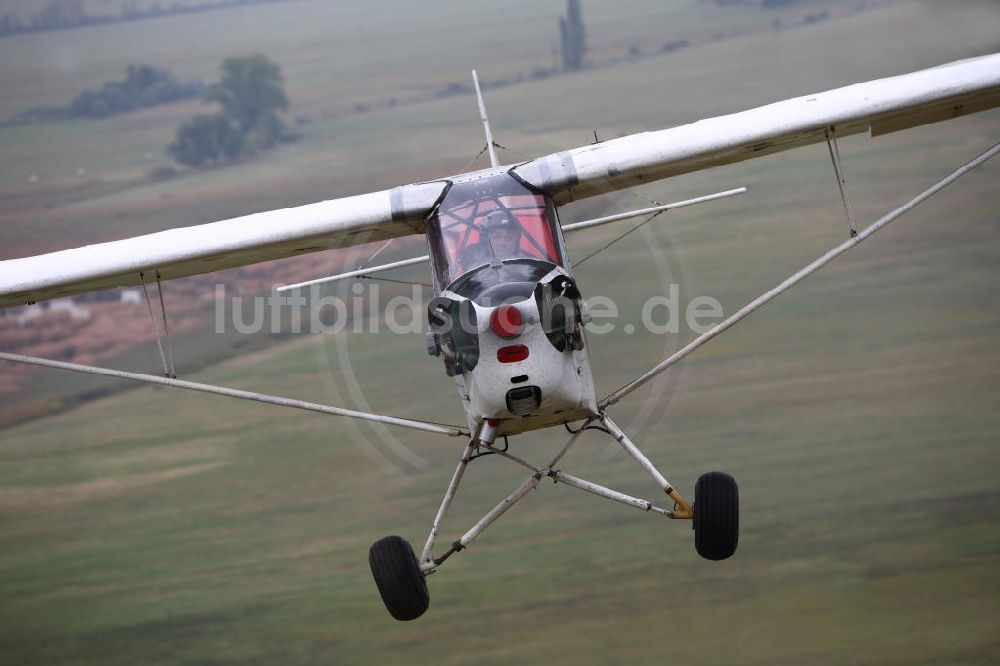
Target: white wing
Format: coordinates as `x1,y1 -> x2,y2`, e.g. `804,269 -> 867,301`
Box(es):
0,181 -> 447,308
2,52 -> 998,308
512,53 -> 1000,203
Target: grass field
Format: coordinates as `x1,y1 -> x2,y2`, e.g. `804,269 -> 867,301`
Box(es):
1,0 -> 999,664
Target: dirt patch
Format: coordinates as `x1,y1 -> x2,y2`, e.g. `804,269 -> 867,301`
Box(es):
0,461 -> 227,510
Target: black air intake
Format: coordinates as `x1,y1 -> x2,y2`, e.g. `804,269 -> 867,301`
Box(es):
506,386 -> 541,417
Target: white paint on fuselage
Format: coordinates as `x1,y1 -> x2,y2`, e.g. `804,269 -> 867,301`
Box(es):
456,294 -> 597,437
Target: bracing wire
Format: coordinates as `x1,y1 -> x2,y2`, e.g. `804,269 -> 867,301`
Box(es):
139,271 -> 173,378
357,275 -> 432,288
571,211 -> 665,268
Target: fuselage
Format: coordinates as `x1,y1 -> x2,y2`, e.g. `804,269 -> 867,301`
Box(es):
424,170 -> 598,436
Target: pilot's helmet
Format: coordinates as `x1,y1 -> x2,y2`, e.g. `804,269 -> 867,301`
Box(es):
481,210 -> 521,236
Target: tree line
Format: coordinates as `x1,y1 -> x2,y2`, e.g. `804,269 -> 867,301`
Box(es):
14,64 -> 204,123
0,0 -> 296,39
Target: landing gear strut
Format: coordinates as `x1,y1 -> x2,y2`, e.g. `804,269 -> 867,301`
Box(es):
368,415 -> 739,620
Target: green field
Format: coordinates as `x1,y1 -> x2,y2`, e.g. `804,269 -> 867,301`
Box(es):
1,0 -> 1000,664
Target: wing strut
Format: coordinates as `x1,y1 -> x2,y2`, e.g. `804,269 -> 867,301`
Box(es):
276,187 -> 746,292
825,127 -> 858,238
0,352 -> 470,438
602,140 -> 1000,408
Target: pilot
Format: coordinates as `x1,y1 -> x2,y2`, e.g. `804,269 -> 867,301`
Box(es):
488,209 -> 530,252
457,210 -> 534,272
481,210 -> 525,258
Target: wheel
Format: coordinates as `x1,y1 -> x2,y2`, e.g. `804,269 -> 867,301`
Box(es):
368,535 -> 429,621
693,471 -> 739,561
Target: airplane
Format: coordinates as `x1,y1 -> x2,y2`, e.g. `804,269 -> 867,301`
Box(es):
1,53 -> 998,621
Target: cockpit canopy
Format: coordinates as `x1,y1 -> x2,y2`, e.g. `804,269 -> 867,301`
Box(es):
426,174 -> 565,291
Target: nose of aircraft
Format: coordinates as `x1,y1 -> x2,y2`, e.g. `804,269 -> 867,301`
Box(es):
489,304 -> 524,338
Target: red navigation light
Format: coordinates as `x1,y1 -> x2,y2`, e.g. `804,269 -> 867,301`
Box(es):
490,305 -> 524,339
497,345 -> 529,363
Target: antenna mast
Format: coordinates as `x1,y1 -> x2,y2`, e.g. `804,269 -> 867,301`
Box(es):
472,70 -> 499,168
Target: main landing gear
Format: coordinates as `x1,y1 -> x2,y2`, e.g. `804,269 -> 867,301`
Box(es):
368,416 -> 738,620
369,536 -> 429,621
694,470 -> 739,561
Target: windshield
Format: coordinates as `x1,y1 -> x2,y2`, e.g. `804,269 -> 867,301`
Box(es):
427,175 -> 564,287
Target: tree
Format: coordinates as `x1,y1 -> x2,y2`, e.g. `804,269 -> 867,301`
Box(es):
205,54 -> 288,153
168,114 -> 242,166
559,0 -> 587,72
169,54 -> 289,167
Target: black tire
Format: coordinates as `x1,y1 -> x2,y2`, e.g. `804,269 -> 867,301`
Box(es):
693,471 -> 739,561
369,536 -> 429,621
